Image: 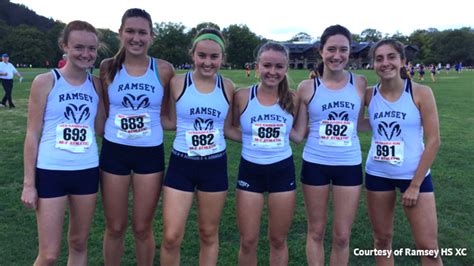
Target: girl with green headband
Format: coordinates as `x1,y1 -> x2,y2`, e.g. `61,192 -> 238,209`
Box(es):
160,27 -> 238,265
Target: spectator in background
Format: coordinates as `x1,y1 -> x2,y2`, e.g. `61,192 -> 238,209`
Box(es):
58,54 -> 67,68
0,53 -> 23,108
430,64 -> 436,82
418,64 -> 425,81
245,63 -> 251,77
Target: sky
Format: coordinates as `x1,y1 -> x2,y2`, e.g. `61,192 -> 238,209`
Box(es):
12,0 -> 473,41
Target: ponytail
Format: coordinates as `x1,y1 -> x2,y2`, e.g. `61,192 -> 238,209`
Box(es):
278,75 -> 294,114
103,46 -> 126,86
401,66 -> 410,80
317,62 -> 324,77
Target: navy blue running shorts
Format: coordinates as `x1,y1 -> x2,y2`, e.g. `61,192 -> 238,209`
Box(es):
237,156 -> 296,193
365,173 -> 434,193
163,149 -> 228,192
301,160 -> 363,186
100,138 -> 165,175
36,167 -> 99,198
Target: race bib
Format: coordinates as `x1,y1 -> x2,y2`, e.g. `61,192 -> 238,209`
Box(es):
185,129 -> 220,156
319,120 -> 354,146
115,113 -> 151,139
371,140 -> 404,165
251,123 -> 286,149
55,123 -> 92,153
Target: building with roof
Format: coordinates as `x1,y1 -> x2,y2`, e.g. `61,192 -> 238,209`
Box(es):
283,41 -> 419,70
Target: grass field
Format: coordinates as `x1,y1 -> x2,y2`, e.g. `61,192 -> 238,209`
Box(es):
0,68 -> 473,265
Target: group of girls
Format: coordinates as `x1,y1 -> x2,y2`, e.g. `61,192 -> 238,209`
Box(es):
20,8 -> 442,266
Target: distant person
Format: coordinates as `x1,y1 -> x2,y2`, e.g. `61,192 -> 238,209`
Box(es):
418,64 -> 425,81
245,64 -> 251,77
430,64 -> 436,82
233,42 -> 298,265
409,64 -> 415,79
21,20 -> 104,266
445,63 -> 451,74
0,53 -> 23,108
58,54 -> 67,69
99,8 -> 175,265
365,39 -> 442,266
455,62 -> 462,73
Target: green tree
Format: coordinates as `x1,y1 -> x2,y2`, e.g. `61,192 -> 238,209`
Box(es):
351,33 -> 362,43
45,21 -> 65,66
0,19 -> 11,53
408,29 -> 433,63
187,22 -> 221,39
97,28 -> 119,64
2,24 -> 53,67
360,28 -> 382,42
150,22 -> 191,66
430,27 -> 474,66
288,32 -> 312,42
222,24 -> 263,68
391,31 -> 409,43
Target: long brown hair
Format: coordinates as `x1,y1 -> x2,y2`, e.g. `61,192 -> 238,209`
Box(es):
58,20 -> 98,49
103,8 -> 153,86
256,42 -> 294,114
317,25 -> 352,77
369,39 -> 410,80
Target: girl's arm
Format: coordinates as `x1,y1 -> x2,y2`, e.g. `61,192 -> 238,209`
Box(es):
21,73 -> 53,209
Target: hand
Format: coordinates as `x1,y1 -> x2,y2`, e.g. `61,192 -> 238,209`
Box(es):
401,185 -> 420,207
19,77 -> 23,83
21,185 -> 38,210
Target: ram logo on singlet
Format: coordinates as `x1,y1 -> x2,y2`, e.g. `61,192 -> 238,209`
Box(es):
327,111 -> 349,121
64,103 -> 90,123
122,94 -> 150,110
193,117 -> 214,130
377,121 -> 401,140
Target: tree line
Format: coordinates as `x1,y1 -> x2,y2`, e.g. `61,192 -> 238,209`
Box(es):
0,1 -> 473,68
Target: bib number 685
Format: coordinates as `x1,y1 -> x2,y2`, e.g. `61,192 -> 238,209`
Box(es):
257,127 -> 280,138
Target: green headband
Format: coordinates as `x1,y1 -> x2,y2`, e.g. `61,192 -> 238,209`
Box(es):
193,33 -> 225,52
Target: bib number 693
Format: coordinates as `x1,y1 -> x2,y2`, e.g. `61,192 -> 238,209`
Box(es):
63,128 -> 87,141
